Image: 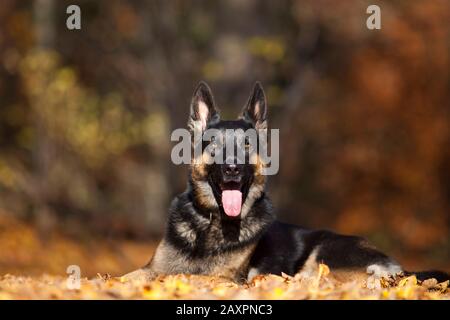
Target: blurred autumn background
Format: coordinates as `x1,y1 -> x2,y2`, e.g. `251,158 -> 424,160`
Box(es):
0,0 -> 448,278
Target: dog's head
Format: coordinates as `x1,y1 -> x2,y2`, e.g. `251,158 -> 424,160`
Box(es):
188,81 -> 268,219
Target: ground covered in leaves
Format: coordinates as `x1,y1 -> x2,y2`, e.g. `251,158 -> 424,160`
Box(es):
1,265 -> 448,300
0,215 -> 449,300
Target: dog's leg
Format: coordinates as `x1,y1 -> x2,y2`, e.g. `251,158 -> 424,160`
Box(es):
306,231 -> 403,288
247,267 -> 261,282
365,263 -> 402,289
120,240 -> 168,282
121,268 -> 157,282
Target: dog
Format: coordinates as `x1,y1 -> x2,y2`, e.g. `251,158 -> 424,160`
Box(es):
123,81 -> 449,287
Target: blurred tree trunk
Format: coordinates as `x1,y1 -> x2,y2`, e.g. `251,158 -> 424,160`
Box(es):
32,0 -> 56,230
34,0 -> 55,48
145,1 -> 193,197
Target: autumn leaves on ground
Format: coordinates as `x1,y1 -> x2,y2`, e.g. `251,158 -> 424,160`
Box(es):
2,269 -> 449,300
0,216 -> 448,300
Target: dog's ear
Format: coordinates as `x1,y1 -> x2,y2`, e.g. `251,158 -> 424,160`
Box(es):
189,81 -> 219,132
241,82 -> 267,129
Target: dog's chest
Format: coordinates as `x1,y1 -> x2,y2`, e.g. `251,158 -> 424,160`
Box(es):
150,239 -> 256,281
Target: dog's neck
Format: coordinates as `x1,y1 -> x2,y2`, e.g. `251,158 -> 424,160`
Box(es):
165,185 -> 275,257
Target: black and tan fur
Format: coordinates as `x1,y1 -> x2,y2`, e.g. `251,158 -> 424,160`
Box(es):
124,82 -> 449,286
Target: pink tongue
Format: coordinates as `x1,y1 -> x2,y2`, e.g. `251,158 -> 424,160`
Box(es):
221,190 -> 242,217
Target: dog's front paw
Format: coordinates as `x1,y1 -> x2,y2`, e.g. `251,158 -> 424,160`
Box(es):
120,269 -> 156,283
366,263 -> 402,289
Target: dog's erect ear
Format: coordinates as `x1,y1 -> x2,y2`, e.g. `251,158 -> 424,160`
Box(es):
241,82 -> 267,129
188,81 -> 219,132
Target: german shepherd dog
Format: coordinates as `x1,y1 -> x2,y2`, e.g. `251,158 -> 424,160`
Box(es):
124,82 -> 449,287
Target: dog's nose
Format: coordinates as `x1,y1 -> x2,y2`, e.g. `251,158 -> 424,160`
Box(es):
223,164 -> 240,177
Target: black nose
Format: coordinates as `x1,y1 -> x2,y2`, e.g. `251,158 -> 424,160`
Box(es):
223,164 -> 240,177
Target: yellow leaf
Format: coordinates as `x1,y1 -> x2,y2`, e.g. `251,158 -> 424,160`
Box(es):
142,284 -> 164,299
212,285 -> 229,298
398,275 -> 417,287
268,287 -> 285,299
396,286 -> 415,299
318,264 -> 330,277
381,290 -> 391,299
177,281 -> 192,295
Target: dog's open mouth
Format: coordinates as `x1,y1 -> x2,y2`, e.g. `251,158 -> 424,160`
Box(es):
220,182 -> 242,217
